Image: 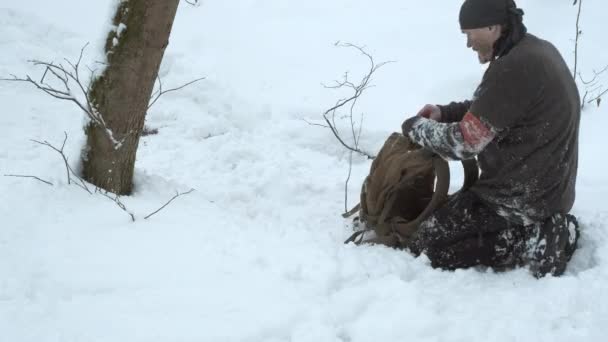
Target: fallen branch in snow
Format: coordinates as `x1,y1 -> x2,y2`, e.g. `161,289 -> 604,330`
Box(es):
320,42 -> 392,160
202,132 -> 227,140
0,44 -> 123,147
3,174 -> 53,186
148,75 -> 206,109
13,133 -> 197,222
96,188 -> 136,222
28,133 -> 136,220
144,189 -> 195,220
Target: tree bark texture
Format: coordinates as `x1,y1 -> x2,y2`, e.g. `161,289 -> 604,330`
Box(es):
83,0 -> 180,195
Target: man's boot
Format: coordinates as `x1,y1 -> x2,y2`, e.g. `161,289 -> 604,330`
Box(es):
525,213 -> 580,278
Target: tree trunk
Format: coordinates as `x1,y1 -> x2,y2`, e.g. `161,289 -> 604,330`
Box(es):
83,0 -> 180,195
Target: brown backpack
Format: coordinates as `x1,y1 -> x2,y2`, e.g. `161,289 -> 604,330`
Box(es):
343,132 -> 478,248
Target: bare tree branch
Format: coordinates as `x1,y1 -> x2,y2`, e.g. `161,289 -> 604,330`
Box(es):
300,118 -> 329,128
12,133 -> 195,221
8,133 -> 93,193
31,133 -> 71,185
0,44 -> 126,148
29,133 -> 93,194
321,42 -> 384,211
344,151 -> 354,213
588,88 -> 607,106
320,42 -> 393,160
96,188 -> 136,222
4,174 -> 53,186
579,64 -> 608,85
579,65 -> 608,109
344,112 -> 364,213
144,189 -> 196,220
581,89 -> 589,108
573,0 -> 583,78
148,76 -> 206,109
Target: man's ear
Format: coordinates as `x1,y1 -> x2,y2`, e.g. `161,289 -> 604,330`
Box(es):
489,25 -> 502,33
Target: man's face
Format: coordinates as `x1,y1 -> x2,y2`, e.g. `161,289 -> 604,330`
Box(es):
462,26 -> 502,64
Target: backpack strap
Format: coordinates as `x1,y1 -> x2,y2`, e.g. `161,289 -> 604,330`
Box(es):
389,157 -> 478,244
389,155 -> 450,240
344,156 -> 479,246
343,155 -> 449,246
342,203 -> 361,218
461,158 -> 479,191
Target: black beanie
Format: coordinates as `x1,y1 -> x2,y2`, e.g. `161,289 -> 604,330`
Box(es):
459,0 -> 512,30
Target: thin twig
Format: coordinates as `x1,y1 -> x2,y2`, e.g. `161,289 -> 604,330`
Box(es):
27,133 -> 133,219
144,189 -> 196,220
4,174 -> 53,186
148,76 -> 206,109
0,44 -> 124,148
345,151 -> 354,213
581,90 -> 589,109
579,64 -> 608,85
31,133 -> 71,185
97,189 -> 136,222
573,0 -> 583,78
588,88 -> 607,106
300,118 -> 329,128
29,133 -> 93,194
344,112 -> 364,213
578,64 -> 608,108
320,42 -> 392,160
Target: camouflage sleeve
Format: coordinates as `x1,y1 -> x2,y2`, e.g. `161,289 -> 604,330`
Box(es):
407,113 -> 496,161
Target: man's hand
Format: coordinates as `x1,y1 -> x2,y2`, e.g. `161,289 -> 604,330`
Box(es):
417,104 -> 442,121
402,115 -> 422,137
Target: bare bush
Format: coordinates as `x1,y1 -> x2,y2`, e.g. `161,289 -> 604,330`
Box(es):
4,133 -> 196,221
309,42 -> 392,212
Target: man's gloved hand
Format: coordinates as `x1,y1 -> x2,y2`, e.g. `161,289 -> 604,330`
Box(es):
403,104 -> 441,137
416,104 -> 442,121
401,115 -> 422,136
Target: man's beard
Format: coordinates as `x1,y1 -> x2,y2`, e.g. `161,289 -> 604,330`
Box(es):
476,44 -> 494,64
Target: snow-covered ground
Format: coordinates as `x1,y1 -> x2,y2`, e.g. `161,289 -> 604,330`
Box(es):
1,1 -> 607,341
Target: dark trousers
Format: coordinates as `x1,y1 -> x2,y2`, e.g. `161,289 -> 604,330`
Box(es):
407,191 -> 527,271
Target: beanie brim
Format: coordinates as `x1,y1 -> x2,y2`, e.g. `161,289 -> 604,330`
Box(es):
459,0 -> 509,30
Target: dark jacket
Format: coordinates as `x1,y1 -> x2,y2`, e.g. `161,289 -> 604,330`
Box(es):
439,34 -> 580,224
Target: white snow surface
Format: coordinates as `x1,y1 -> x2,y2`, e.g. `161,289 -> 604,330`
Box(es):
1,1 -> 608,341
